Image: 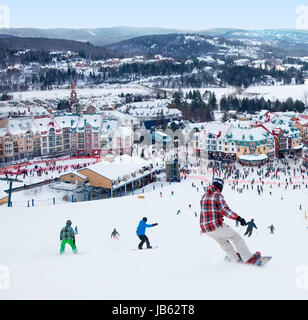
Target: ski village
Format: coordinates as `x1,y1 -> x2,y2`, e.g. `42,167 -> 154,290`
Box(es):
0,80 -> 307,300
1,11 -> 308,300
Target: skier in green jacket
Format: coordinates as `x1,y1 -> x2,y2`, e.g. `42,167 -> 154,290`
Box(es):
60,220 -> 77,254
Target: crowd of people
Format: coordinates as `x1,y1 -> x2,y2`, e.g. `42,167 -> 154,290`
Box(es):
0,158 -> 99,191
180,156 -> 308,193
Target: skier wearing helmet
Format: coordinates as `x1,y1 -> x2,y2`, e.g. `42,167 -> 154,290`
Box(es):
200,178 -> 261,264
60,220 -> 77,255
136,217 -> 158,250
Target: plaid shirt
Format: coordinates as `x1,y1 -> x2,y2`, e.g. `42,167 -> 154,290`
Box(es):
60,226 -> 75,241
200,185 -> 239,233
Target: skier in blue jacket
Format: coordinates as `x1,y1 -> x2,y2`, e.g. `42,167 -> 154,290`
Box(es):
136,217 -> 158,249
244,219 -> 257,237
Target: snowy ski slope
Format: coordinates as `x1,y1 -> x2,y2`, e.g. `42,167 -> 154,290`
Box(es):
0,176 -> 307,299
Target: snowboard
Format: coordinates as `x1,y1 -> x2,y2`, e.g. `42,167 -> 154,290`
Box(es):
224,256 -> 272,267
132,246 -> 158,251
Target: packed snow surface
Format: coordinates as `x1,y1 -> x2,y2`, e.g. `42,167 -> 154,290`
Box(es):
0,174 -> 307,300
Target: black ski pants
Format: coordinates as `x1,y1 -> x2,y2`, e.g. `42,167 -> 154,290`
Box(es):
138,235 -> 151,249
244,228 -> 253,237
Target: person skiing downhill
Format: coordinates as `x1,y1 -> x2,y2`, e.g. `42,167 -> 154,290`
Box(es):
60,220 -> 77,255
244,219 -> 258,237
200,178 -> 261,264
268,225 -> 275,235
111,228 -> 120,240
136,217 -> 158,249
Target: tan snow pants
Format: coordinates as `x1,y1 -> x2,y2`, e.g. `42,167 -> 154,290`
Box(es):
205,223 -> 253,262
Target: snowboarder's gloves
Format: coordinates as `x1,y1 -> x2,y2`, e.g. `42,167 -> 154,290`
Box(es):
152,223 -> 158,227
236,217 -> 246,226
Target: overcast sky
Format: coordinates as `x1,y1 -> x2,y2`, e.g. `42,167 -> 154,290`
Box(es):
1,0 -> 307,30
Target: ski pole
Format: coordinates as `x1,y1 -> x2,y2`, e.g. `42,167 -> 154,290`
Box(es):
238,227 -> 245,233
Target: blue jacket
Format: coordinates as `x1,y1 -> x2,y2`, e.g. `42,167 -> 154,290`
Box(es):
136,220 -> 153,236
247,221 -> 257,229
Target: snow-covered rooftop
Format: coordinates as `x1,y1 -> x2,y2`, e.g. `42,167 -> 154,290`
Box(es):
238,154 -> 268,161
227,127 -> 273,142
80,155 -> 151,181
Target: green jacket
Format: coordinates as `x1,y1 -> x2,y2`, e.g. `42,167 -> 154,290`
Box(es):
60,223 -> 75,241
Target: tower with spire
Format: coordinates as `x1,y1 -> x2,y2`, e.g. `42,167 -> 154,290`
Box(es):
70,82 -> 82,114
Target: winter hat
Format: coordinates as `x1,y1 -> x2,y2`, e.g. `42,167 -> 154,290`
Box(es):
212,178 -> 224,192
66,220 -> 72,226
143,217 -> 148,222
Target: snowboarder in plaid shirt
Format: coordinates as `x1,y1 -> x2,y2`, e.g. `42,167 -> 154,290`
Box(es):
60,220 -> 77,255
200,178 -> 261,264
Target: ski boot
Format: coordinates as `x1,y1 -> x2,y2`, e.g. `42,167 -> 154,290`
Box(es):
245,251 -> 261,265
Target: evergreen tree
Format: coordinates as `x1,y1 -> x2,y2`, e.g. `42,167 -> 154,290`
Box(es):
294,100 -> 305,113
172,91 -> 183,107
209,92 -> 218,110
220,95 -> 229,112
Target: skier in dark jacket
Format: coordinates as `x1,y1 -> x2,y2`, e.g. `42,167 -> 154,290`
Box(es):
268,225 -> 275,234
136,217 -> 158,249
111,228 -> 120,240
244,219 -> 257,237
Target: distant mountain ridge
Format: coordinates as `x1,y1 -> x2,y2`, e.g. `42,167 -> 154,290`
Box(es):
1,27 -> 308,60
2,27 -> 308,46
106,33 -> 226,59
0,36 -> 116,59
3,26 -> 308,45
0,27 -> 191,46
